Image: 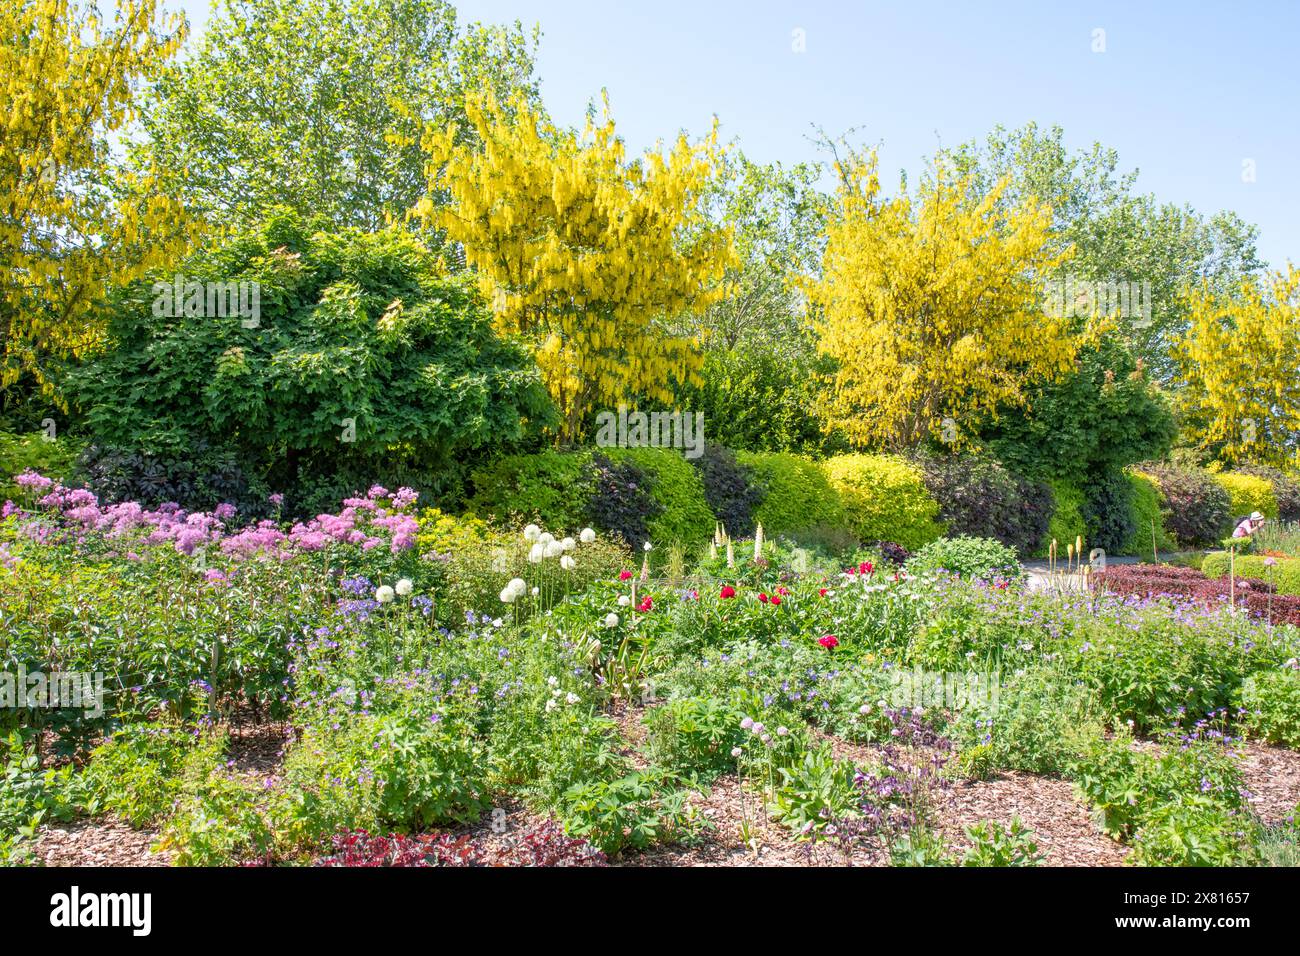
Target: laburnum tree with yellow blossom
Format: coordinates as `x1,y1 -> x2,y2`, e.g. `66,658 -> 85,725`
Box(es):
419,92 -> 734,440
0,0 -> 200,399
806,150 -> 1077,451
1174,265 -> 1300,468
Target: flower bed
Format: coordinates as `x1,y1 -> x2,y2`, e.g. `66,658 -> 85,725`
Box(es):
1091,562 -> 1300,627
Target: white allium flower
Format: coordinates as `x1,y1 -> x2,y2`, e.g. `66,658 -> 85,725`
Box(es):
531,586 -> 539,596
580,528 -> 596,544
560,555 -> 576,571
603,613 -> 619,628
523,524 -> 541,542
507,577 -> 526,597
528,543 -> 544,563
538,532 -> 555,546
394,578 -> 413,597
375,585 -> 395,604
643,541 -> 653,552
561,537 -> 576,551
544,541 -> 564,558
500,587 -> 516,604
617,595 -> 630,607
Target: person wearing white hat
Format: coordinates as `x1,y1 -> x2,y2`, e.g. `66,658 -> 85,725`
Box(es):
1233,511 -> 1267,538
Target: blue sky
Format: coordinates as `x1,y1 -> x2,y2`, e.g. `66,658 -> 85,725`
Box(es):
171,0 -> 1299,269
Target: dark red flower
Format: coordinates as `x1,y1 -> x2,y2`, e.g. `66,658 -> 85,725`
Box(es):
758,592 -> 769,603
619,570 -> 633,581
819,634 -> 839,650
720,585 -> 736,599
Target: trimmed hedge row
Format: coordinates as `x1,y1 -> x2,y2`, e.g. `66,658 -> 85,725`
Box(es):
1202,553 -> 1300,596
463,445 -> 1298,558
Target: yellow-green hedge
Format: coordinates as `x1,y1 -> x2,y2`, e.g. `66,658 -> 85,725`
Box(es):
1213,472 -> 1279,520
820,454 -> 944,551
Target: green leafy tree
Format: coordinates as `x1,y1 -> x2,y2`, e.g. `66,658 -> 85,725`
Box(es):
132,0 -> 539,233
942,123 -> 1263,382
977,324 -> 1177,480
70,211 -> 554,491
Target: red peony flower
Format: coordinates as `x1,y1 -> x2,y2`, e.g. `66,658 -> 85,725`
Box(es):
862,561 -> 874,575
771,595 -> 782,606
818,588 -> 829,597
619,570 -> 633,581
720,585 -> 736,599
758,592 -> 769,603
819,634 -> 839,650
777,586 -> 790,596
637,596 -> 653,613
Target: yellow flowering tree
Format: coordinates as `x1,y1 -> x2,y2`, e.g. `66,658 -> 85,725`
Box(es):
806,151 -> 1077,450
1,0 -> 199,397
1174,265 -> 1300,467
420,93 -> 734,440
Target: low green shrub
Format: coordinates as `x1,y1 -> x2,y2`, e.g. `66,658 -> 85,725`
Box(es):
82,722 -> 227,827
1131,800 -> 1258,867
606,447 -> 715,551
949,666 -> 1100,776
643,696 -> 746,782
821,454 -> 943,552
960,818 -> 1044,866
735,450 -> 846,537
560,769 -> 694,856
1070,733 -> 1247,843
468,450 -> 592,532
907,535 -> 1024,584
1201,552 -> 1300,595
1238,667 -> 1300,748
767,743 -> 860,835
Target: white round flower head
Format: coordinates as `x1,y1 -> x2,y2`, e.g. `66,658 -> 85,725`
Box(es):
544,541 -> 564,558
777,726 -> 789,736
394,578 -> 413,597
603,613 -> 619,628
565,692 -> 580,705
730,747 -> 743,758
740,717 -> 754,730
507,577 -> 527,597
751,722 -> 765,735
617,594 -> 630,607
560,555 -> 576,571
528,543 -> 545,564
643,541 -> 653,552
561,537 -> 576,552
580,528 -> 596,544
859,704 -> 872,715
499,587 -> 516,604
538,532 -> 555,546
492,617 -> 503,628
545,697 -> 558,713
531,586 -> 539,596
523,524 -> 541,542
375,585 -> 395,604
